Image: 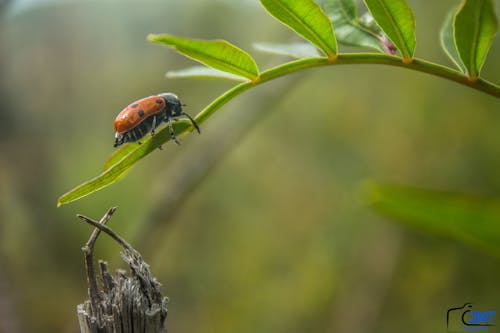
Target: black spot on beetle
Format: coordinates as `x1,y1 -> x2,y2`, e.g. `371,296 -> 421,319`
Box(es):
132,103 -> 139,108
156,99 -> 163,104
138,110 -> 145,117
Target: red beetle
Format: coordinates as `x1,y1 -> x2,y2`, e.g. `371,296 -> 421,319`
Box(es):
113,93 -> 200,147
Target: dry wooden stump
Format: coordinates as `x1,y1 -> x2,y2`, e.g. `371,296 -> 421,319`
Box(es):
76,207 -> 168,333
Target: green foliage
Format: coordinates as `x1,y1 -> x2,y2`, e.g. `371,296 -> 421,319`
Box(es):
440,0 -> 498,79
323,0 -> 391,53
440,6 -> 466,73
363,0 -> 416,61
166,66 -> 249,81
260,0 -> 337,56
148,34 -> 260,81
367,182 -> 500,257
454,0 -> 498,79
58,0 -> 500,207
253,42 -> 320,58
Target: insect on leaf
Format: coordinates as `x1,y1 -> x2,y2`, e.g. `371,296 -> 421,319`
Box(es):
148,34 -> 259,81
363,0 -> 416,61
58,121 -> 194,207
260,0 -> 337,56
454,0 -> 498,79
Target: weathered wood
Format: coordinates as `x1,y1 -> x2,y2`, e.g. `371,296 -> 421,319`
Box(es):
77,209 -> 168,333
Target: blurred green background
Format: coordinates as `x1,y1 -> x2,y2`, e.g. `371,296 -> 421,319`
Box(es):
1,0 -> 500,332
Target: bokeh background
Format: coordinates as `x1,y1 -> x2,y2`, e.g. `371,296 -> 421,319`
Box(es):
1,0 -> 500,332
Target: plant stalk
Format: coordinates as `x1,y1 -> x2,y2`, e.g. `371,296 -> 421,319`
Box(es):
194,53 -> 500,125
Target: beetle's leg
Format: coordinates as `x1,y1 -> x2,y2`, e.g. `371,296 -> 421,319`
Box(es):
167,116 -> 180,145
181,112 -> 200,134
150,115 -> 157,137
114,132 -> 122,147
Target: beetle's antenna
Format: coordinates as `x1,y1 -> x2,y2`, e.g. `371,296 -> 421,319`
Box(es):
181,112 -> 200,134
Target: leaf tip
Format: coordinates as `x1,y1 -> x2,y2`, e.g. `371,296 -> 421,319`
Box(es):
147,34 -> 164,43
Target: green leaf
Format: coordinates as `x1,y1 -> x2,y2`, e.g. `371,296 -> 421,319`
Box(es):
166,66 -> 249,81
260,0 -> 337,56
454,0 -> 498,80
148,34 -> 259,81
322,0 -> 387,53
366,182 -> 500,256
363,0 -> 416,60
102,142 -> 138,172
57,121 -> 194,207
440,6 -> 467,73
253,42 -> 320,58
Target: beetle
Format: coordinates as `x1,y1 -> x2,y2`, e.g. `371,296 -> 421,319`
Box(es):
113,93 -> 200,147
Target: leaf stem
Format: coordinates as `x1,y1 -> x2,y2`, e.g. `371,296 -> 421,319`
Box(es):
194,53 -> 499,126
195,81 -> 253,124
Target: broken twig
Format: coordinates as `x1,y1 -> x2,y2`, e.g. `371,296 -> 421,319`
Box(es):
76,208 -> 168,333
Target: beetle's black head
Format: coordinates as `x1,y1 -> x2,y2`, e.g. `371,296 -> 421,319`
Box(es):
159,92 -> 182,116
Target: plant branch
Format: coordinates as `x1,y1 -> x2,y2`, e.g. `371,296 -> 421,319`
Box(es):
260,54 -> 499,96
77,207 -> 117,320
194,53 -> 499,126
78,211 -> 136,255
